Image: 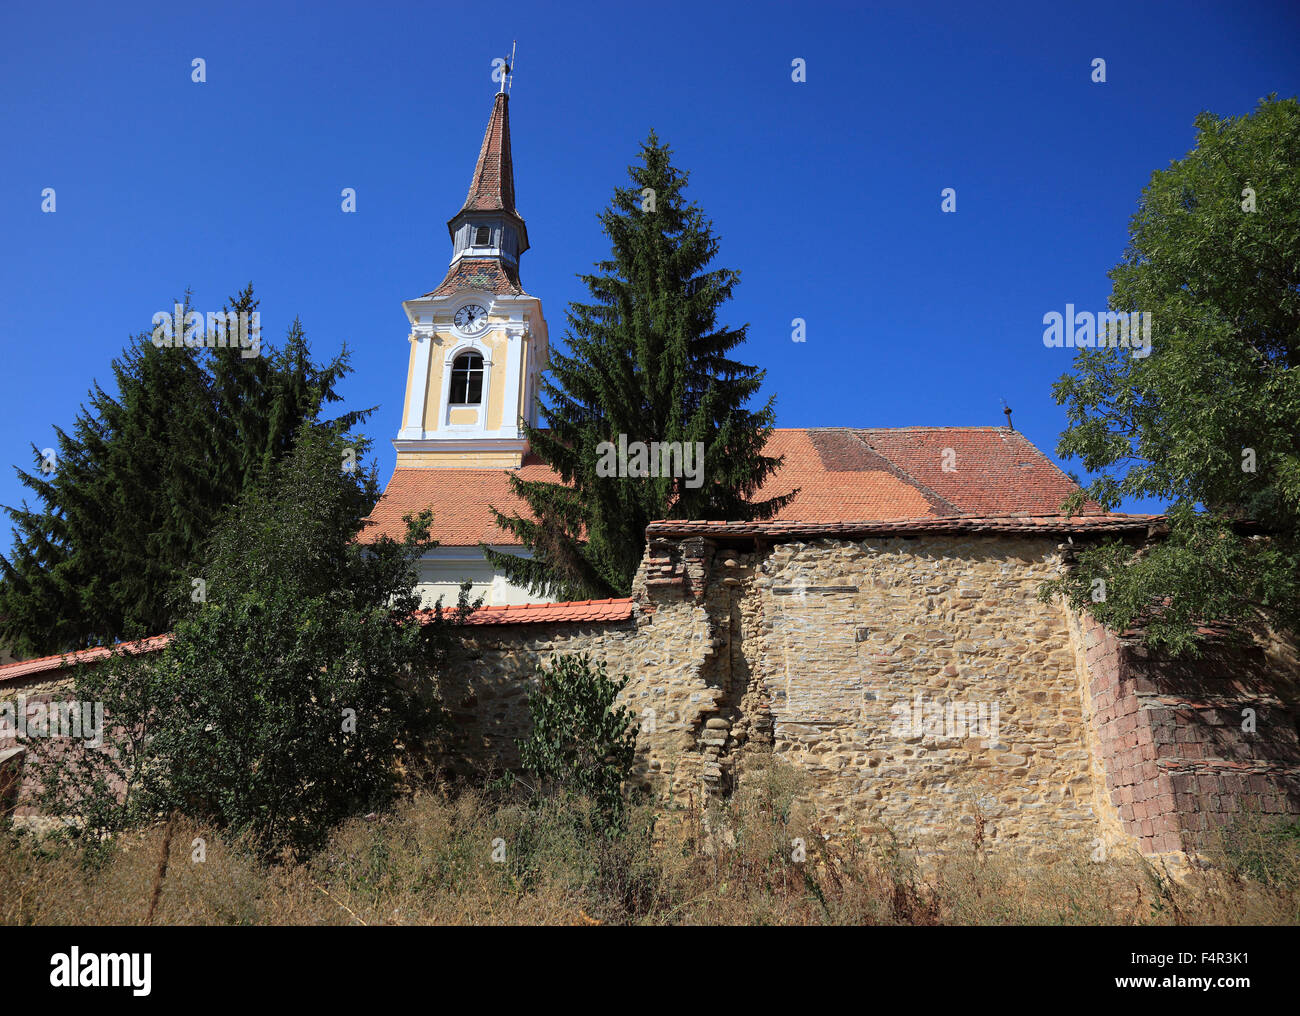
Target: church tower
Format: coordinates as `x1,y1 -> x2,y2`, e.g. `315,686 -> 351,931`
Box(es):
394,89 -> 548,469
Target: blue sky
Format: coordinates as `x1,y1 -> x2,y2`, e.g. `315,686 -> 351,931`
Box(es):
1,0 -> 1297,521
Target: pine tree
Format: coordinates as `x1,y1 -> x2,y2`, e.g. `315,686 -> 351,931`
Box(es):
0,286 -> 369,656
484,132 -> 791,599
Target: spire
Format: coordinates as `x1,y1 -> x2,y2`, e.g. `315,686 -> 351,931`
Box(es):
460,92 -> 517,216
444,91 -> 529,265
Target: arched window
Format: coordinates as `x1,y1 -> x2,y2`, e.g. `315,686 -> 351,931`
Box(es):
449,351 -> 484,405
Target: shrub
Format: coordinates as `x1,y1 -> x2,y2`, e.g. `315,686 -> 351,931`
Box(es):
23,425 -> 476,859
517,654 -> 638,833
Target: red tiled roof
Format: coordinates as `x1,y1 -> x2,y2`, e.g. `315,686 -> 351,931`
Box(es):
451,597 -> 633,626
460,92 -> 518,216
363,455 -> 561,545
0,634 -> 172,684
644,513 -> 1164,539
363,426 -> 1107,547
0,599 -> 638,682
757,429 -> 942,520
853,427 -> 1093,516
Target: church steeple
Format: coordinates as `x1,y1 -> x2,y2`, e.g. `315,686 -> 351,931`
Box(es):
442,92 -> 529,281
458,92 -> 520,222
394,84 -> 548,469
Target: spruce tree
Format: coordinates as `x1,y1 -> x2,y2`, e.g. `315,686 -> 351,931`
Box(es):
0,286 -> 368,656
483,132 -> 791,600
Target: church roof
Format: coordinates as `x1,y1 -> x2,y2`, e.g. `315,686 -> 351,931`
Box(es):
424,257 -> 525,299
459,91 -> 518,217
430,92 -> 530,293
360,426 -> 1112,547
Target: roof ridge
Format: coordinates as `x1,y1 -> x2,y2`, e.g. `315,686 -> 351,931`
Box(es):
644,513 -> 1162,529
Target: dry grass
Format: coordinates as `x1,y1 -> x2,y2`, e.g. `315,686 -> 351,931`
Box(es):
3,761 -> 1297,926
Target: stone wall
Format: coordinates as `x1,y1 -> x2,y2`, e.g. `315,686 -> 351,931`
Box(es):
6,528 -> 1298,860
439,530 -> 1300,862
1,672 -> 95,822
440,598 -> 719,796
748,534 -> 1099,859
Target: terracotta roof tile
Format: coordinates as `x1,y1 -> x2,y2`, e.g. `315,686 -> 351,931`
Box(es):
460,92 -> 518,216
361,457 -> 560,546
0,599 -> 639,682
425,258 -> 525,299
364,426 -> 1107,547
853,427 -> 1099,516
644,513 -> 1164,539
0,634 -> 172,684
443,597 -> 634,626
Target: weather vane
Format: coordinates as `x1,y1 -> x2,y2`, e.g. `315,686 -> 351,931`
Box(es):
498,40 -> 516,95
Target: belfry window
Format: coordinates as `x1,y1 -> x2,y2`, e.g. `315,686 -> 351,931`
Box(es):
449,351 -> 484,405
473,226 -> 493,247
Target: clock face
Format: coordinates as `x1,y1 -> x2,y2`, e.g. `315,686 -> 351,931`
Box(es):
454,304 -> 488,335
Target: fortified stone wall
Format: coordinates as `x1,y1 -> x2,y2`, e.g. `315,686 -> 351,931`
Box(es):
746,534 -> 1099,858
440,530 -> 1300,861
6,530 -> 1298,858
438,601 -> 713,794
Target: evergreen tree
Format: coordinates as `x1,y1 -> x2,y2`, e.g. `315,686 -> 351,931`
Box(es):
0,286 -> 368,656
27,426 -> 473,857
484,132 -> 791,599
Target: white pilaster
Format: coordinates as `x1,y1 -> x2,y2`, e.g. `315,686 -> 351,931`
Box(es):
398,325 -> 433,440
500,321 -> 528,439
